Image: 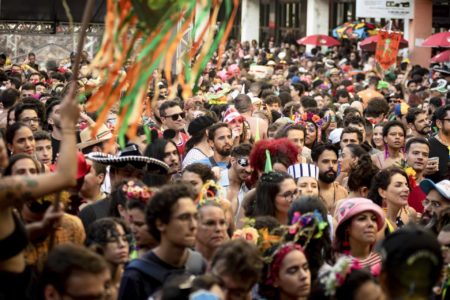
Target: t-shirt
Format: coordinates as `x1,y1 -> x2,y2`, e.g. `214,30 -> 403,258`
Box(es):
51,136 -> 60,163
196,157 -> 229,169
182,148 -> 208,169
78,198 -> 110,231
408,185 -> 426,213
427,137 -> 449,182
118,250 -> 206,300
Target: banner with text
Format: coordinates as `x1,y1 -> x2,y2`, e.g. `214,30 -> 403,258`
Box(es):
356,0 -> 414,19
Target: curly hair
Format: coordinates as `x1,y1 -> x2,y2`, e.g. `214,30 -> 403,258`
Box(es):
86,217 -> 131,248
346,144 -> 379,192
145,182 -> 196,241
249,138 -> 298,174
108,179 -> 147,218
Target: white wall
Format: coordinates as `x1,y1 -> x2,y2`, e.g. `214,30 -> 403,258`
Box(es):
306,0 -> 330,36
241,0 -> 260,43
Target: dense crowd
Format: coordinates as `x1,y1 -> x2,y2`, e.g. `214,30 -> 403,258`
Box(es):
0,39 -> 449,300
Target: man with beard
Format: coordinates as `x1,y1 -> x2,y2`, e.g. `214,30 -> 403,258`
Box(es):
311,143 -> 348,214
45,99 -> 62,162
405,138 -> 430,213
428,105 -> 450,182
221,143 -> 252,221
406,108 -> 432,138
197,123 -> 233,171
195,200 -> 229,262
419,179 -> 450,232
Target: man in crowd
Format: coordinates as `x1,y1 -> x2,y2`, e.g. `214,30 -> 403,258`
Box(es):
312,143 -> 348,213
119,183 -> 206,299
406,107 -> 432,138
34,130 -> 53,167
197,123 -> 233,170
340,127 -> 363,150
234,94 -> 268,140
160,100 -> 189,158
428,105 -> 450,182
420,178 -> 450,232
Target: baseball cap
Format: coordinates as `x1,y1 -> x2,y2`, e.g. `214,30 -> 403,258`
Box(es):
420,179 -> 450,200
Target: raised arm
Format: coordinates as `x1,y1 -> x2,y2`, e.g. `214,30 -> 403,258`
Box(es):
0,84 -> 80,210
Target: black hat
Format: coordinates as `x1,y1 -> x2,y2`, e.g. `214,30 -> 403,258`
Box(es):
87,143 -> 169,174
188,116 -> 215,136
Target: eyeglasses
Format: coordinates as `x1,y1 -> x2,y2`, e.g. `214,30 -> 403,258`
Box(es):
20,117 -> 40,124
230,117 -> 244,124
422,199 -> 441,209
164,112 -> 185,121
278,189 -> 299,201
236,157 -> 250,167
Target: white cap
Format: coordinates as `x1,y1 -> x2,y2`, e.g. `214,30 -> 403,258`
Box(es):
329,128 -> 343,144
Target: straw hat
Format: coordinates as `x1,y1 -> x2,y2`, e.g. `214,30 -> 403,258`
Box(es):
77,124 -> 113,150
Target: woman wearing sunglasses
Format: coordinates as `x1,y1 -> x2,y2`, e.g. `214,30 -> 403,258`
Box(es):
223,107 -> 252,146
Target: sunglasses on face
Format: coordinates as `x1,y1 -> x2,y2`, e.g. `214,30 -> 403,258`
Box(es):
236,157 -> 250,167
164,112 -> 185,121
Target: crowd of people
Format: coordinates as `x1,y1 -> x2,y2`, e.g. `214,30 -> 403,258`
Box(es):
0,39 -> 449,300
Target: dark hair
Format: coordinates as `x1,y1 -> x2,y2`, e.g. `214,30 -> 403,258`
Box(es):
230,143 -> 252,158
0,88 -> 19,109
405,107 -> 426,124
344,115 -> 365,128
264,95 -> 281,106
41,244 -> 108,295
159,100 -> 181,117
275,123 -> 306,140
14,101 -> 44,125
346,144 -> 378,192
287,196 -> 334,281
368,167 -> 410,206
382,120 -> 406,138
211,239 -> 263,284
335,269 -> 378,300
21,82 -> 36,92
146,182 -> 196,241
365,97 -> 389,118
182,163 -> 215,183
311,143 -> 338,163
33,130 -> 51,142
233,94 -> 252,113
207,122 -> 230,141
108,179 -> 146,218
340,127 -> 363,144
405,137 -> 430,152
434,104 -> 450,121
3,153 -> 40,176
5,122 -> 31,145
300,96 -> 317,109
86,218 -> 130,254
144,138 -> 179,162
252,172 -> 293,218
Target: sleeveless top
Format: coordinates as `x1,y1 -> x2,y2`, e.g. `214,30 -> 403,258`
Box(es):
0,212 -> 28,261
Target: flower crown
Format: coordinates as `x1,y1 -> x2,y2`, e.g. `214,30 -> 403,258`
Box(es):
122,181 -> 152,203
293,112 -> 327,127
196,180 -> 231,211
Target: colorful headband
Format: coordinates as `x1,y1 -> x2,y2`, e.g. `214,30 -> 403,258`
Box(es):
320,256 -> 358,296
266,243 -> 304,285
122,181 -> 152,203
292,112 -> 327,142
288,210 -> 329,248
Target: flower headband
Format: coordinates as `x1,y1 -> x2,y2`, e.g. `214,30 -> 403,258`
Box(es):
292,112 -> 327,142
266,243 -> 304,285
122,181 -> 152,203
288,210 -> 329,248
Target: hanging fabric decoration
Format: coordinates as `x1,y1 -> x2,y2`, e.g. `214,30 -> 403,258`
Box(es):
375,30 -> 402,70
86,0 -> 239,147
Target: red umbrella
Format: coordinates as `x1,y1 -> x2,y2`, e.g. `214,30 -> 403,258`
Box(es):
422,32 -> 450,47
431,50 -> 450,63
297,34 -> 340,47
359,35 -> 409,52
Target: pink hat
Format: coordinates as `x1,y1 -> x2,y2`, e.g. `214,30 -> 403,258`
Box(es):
335,198 -> 385,232
223,107 -> 244,123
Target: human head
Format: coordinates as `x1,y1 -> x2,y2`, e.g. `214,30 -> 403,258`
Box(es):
14,101 -> 42,132
371,123 -> 384,150
334,198 -> 385,253
334,267 -> 382,300
3,153 -> 40,176
208,122 -> 233,158
434,104 -> 450,138
0,88 -> 19,109
378,224 -> 442,299
80,161 -> 107,200
365,97 -> 389,122
144,138 -> 180,175
344,115 -> 367,142
210,239 -> 263,300
382,120 -> 406,150
275,124 -> 306,155
406,108 -> 431,137
86,217 -> 130,266
253,172 -> 296,220
0,132 -> 8,171
405,137 -> 430,173
108,179 -> 149,221
233,94 -> 253,114
45,99 -> 62,131
20,82 -> 36,98
182,163 -> 216,195
311,143 -> 339,184
438,224 -> 450,265
41,244 -> 111,300
160,100 -> 185,132
6,122 -> 35,155
340,143 -> 369,174
34,130 -> 53,166
340,127 -> 363,150
196,200 -> 229,255
229,143 -> 253,182
287,163 -> 319,197
347,146 -> 378,197
146,182 -> 197,245
368,167 -> 410,207
420,179 -> 450,226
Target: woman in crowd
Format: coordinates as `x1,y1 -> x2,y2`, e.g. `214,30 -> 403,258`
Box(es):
5,122 -> 36,156
371,120 -> 406,170
2,153 -> 41,176
0,84 -> 79,299
338,144 -> 373,188
86,217 -> 131,299
0,133 -> 9,175
246,172 -> 297,225
288,163 -> 319,197
181,163 -> 216,196
368,166 -> 416,237
259,243 -> 311,300
346,151 -> 379,199
223,107 -> 253,146
334,198 -> 385,270
371,123 -> 384,152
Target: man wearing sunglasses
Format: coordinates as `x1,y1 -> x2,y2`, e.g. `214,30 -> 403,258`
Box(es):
160,100 -> 189,158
